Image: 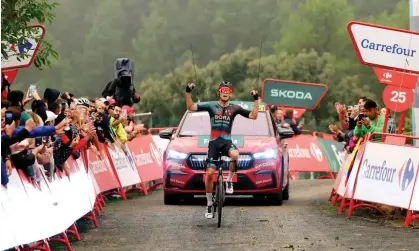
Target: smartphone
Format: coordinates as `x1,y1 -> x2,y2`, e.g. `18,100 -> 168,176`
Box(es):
121,109 -> 127,118
35,137 -> 43,147
5,111 -> 14,125
28,84 -> 36,98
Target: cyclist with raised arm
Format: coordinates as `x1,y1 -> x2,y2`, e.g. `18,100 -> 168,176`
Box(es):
185,81 -> 259,219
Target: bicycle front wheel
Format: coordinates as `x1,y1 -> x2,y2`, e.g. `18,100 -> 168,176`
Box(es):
217,171 -> 224,228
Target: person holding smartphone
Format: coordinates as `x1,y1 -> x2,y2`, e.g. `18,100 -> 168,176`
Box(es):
353,99 -> 384,141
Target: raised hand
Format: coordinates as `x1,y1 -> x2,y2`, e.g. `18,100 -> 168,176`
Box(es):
186,83 -> 195,93
250,90 -> 259,100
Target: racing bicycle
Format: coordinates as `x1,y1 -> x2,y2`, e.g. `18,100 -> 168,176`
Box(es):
206,154 -> 228,228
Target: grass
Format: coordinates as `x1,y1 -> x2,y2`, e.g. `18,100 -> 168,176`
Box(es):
321,201 -> 419,229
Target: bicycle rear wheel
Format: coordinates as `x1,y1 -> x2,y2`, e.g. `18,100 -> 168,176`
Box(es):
217,168 -> 224,228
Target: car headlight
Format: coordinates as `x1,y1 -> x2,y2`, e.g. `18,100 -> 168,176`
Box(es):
253,149 -> 277,160
166,149 -> 188,160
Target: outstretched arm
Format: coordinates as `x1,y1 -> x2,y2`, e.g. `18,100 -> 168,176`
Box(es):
185,83 -> 198,111
248,90 -> 259,120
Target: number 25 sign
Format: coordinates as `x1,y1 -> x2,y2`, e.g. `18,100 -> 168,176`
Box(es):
382,85 -> 414,112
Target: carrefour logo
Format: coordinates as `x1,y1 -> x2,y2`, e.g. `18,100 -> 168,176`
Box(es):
360,39 -> 417,58
398,158 -> 415,191
309,143 -> 323,162
360,159 -> 397,183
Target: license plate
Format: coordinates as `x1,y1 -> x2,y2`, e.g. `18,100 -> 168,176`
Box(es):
202,173 -> 237,183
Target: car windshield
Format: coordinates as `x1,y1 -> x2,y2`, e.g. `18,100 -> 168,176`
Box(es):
178,111 -> 271,137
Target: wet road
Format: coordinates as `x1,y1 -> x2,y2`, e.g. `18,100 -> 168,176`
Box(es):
61,180 -> 418,251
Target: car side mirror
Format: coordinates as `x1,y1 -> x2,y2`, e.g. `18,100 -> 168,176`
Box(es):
277,127 -> 294,139
159,128 -> 175,140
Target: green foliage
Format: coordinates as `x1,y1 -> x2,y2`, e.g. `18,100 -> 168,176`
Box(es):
1,0 -> 59,69
9,0 -> 412,131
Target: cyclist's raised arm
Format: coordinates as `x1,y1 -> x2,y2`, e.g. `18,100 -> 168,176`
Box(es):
185,83 -> 198,111
248,90 -> 260,120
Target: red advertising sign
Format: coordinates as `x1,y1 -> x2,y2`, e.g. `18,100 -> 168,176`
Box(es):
285,135 -> 331,173
87,149 -> 120,193
382,85 -> 414,112
2,69 -> 18,84
373,67 -> 418,89
127,134 -> 163,183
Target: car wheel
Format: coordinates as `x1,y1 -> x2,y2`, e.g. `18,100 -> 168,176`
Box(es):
178,194 -> 194,203
283,176 -> 290,200
283,184 -> 289,200
164,192 -> 178,205
268,190 -> 283,206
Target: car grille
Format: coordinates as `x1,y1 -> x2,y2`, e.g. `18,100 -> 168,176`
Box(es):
186,154 -> 254,170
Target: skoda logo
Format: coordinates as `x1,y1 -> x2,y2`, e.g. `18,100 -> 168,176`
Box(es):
150,143 -> 162,167
310,143 -> 323,162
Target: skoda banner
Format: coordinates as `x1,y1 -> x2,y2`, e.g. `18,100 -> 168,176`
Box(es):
261,79 -> 328,110
317,138 -> 346,172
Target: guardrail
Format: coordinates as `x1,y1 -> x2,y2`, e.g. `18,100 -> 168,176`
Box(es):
328,133 -> 419,227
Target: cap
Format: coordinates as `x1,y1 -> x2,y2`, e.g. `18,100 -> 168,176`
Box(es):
45,111 -> 58,122
107,97 -> 116,105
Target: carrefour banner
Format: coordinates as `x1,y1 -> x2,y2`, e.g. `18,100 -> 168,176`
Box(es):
285,135 -> 346,174
285,135 -> 331,173
353,142 -> 419,209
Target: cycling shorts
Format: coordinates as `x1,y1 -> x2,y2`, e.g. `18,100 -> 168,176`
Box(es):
206,137 -> 238,168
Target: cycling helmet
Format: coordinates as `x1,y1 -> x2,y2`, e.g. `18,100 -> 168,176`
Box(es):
76,97 -> 90,108
218,81 -> 232,90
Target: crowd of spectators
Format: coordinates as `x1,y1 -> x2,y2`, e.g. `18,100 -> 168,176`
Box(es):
1,81 -> 143,189
269,97 -> 395,153
328,97 -> 392,153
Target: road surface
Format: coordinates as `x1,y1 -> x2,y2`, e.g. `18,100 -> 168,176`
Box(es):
58,180 -> 418,251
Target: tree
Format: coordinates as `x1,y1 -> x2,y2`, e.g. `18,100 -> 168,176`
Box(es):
1,0 -> 59,69
137,47 -> 369,131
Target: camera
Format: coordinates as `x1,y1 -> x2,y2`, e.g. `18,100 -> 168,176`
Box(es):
356,114 -> 365,121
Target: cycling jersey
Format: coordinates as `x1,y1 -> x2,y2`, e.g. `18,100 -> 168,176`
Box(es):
197,102 -> 251,140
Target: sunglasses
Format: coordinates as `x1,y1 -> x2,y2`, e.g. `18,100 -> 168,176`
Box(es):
219,87 -> 232,94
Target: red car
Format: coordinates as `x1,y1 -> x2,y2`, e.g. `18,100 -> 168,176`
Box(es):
159,101 -> 293,205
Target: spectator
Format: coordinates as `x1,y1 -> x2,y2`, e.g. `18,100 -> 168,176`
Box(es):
110,105 -> 128,144
358,96 -> 367,110
380,108 -> 396,134
272,107 -> 291,129
43,88 -> 61,107
122,105 -> 143,141
1,120 -> 36,187
93,100 -> 114,143
7,90 -> 30,125
353,99 -> 384,141
283,108 -> 302,135
101,58 -> 141,107
1,72 -> 11,100
336,97 -> 367,131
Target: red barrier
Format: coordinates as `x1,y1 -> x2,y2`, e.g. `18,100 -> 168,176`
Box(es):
87,147 -> 124,198
127,134 -> 164,193
285,134 -> 334,179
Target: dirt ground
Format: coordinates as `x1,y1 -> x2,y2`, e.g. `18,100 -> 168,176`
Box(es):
55,180 -> 418,251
